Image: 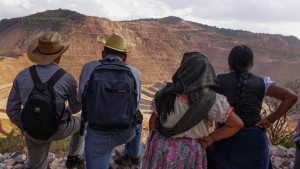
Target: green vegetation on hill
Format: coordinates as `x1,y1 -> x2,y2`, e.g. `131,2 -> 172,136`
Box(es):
0,9 -> 85,32
282,36 -> 300,45
0,19 -> 18,32
22,18 -> 74,31
27,8 -> 85,22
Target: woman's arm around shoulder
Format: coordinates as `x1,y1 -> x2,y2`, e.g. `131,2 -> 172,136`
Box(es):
199,108 -> 243,149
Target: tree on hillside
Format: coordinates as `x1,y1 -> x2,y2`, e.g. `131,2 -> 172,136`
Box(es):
262,79 -> 300,145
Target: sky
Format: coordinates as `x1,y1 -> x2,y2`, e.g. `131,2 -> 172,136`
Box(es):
0,0 -> 300,39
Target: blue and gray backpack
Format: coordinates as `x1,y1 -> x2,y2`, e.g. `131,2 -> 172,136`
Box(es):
80,58 -> 140,134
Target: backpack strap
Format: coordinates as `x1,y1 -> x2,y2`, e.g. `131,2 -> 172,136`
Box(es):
29,66 -> 42,85
47,68 -> 67,121
29,65 -> 67,87
47,68 -> 67,87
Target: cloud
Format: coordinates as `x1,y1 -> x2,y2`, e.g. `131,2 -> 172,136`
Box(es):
159,0 -> 300,23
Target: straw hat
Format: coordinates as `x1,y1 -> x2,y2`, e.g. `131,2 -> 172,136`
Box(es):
97,33 -> 131,53
27,31 -> 70,65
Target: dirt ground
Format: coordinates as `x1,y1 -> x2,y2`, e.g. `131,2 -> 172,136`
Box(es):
141,119 -> 150,146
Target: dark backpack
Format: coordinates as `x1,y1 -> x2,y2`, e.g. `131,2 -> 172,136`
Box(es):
81,58 -> 138,131
21,66 -> 66,140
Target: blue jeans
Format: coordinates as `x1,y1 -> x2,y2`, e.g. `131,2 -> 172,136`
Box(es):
295,145 -> 300,169
85,124 -> 142,169
294,120 -> 300,169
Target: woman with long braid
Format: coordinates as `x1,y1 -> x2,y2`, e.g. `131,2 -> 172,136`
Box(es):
141,52 -> 244,169
208,45 -> 298,169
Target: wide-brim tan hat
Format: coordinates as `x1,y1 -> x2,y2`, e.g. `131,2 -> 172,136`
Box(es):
97,33 -> 132,53
27,31 -> 70,65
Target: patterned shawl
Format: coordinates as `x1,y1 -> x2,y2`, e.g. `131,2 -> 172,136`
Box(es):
155,52 -> 219,137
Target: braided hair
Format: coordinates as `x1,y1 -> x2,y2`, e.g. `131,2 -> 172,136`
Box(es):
228,45 -> 253,113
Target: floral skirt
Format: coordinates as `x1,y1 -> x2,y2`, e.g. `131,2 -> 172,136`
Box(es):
141,130 -> 206,169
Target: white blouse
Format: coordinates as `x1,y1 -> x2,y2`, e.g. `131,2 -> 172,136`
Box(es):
263,77 -> 275,94
152,93 -> 233,139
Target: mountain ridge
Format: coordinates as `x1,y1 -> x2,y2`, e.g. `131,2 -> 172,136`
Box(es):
1,9 -> 300,86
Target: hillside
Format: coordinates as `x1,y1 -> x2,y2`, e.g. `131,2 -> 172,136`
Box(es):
0,9 -> 85,57
1,9 -> 300,86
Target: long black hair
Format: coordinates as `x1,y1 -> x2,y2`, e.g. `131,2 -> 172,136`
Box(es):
228,45 -> 253,113
228,45 -> 253,73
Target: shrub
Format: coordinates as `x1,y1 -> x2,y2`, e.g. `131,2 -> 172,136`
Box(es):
280,137 -> 296,149
0,128 -> 25,153
0,128 -> 70,155
262,79 -> 300,145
